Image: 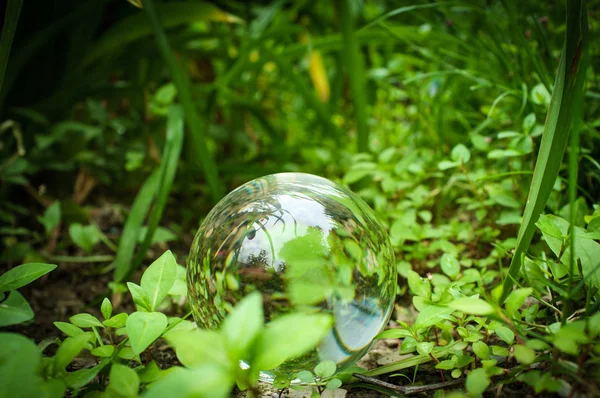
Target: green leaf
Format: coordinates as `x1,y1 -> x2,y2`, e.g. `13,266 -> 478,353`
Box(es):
414,305 -> 454,330
69,313 -> 104,328
54,333 -> 92,372
472,341 -> 490,360
0,290 -> 34,326
126,311 -> 168,354
495,326 -> 515,345
54,321 -> 85,337
466,368 -> 490,396
127,282 -> 151,311
438,160 -> 458,170
69,223 -> 101,253
101,298 -> 112,320
108,363 -> 139,397
326,378 -> 343,390
513,345 -> 535,365
553,321 -> 588,355
252,313 -> 332,371
440,253 -> 460,279
0,263 -> 57,292
505,288 -> 532,317
221,291 -> 263,361
314,360 -> 337,378
376,328 -> 413,339
143,365 -> 233,398
416,342 -> 434,356
140,250 -> 178,311
0,332 -> 43,398
296,370 -> 315,384
451,144 -> 471,163
91,345 -> 115,357
407,270 -> 431,298
63,359 -> 110,389
501,0 -> 589,302
37,202 -> 61,235
103,313 -> 128,328
448,297 -> 495,315
165,329 -> 230,368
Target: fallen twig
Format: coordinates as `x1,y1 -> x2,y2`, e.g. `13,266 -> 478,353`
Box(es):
352,373 -> 463,396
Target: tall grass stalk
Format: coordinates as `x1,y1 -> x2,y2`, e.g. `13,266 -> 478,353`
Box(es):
143,0 -> 224,202
500,0 -> 588,303
337,0 -> 369,153
0,0 -> 23,95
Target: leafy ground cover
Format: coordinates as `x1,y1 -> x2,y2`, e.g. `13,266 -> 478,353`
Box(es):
1,0 -> 600,397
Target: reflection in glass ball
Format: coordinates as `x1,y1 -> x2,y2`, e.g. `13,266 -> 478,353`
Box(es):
187,173 -> 397,381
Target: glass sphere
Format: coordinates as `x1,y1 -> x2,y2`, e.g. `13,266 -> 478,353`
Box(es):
187,173 -> 396,381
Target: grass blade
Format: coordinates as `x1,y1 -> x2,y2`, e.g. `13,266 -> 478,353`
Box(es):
0,0 -> 23,94
265,48 -> 342,145
143,0 -> 224,202
337,0 -> 369,152
114,170 -> 160,282
500,0 -> 588,302
132,105 -> 184,271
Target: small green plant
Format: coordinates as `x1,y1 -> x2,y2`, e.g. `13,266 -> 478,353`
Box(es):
0,251 -> 333,398
0,262 -> 56,326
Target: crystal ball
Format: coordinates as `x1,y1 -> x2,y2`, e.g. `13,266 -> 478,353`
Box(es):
186,173 -> 396,380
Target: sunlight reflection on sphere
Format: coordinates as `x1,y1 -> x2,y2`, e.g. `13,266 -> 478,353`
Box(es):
187,173 -> 397,381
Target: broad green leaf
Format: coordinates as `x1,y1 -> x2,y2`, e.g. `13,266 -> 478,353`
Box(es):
126,312 -> 168,354
501,0 -> 589,302
91,345 -> 115,357
167,264 -> 187,296
127,282 -> 151,311
472,341 -> 490,360
448,297 -> 495,315
101,298 -> 112,320
414,305 -> 454,330
376,328 -> 413,339
69,313 -> 104,328
416,341 -> 434,356
0,263 -> 57,292
326,378 -> 343,390
69,223 -> 101,253
54,333 -> 92,372
0,332 -> 43,398
505,288 -> 533,317
553,321 -> 588,355
108,363 -> 139,397
451,144 -> 471,163
221,291 -> 263,361
513,345 -> 535,365
103,313 -> 128,328
440,253 -> 460,279
466,368 -> 490,396
37,202 -> 61,235
296,370 -> 315,383
495,326 -> 515,345
165,329 -> 230,368
252,313 -> 332,371
143,365 -> 233,398
0,290 -> 34,326
139,360 -> 162,384
54,321 -> 85,337
140,250 -> 178,311
314,360 -> 337,378
64,359 -> 110,389
407,270 -> 431,298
